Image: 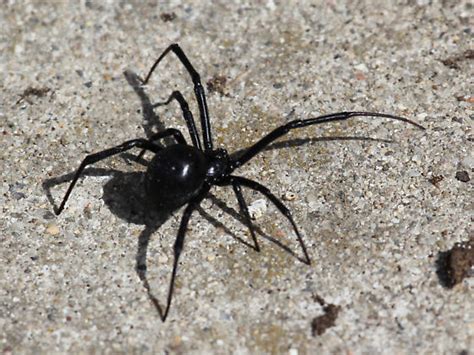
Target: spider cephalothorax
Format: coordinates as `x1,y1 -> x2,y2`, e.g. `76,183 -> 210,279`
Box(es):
55,43 -> 424,321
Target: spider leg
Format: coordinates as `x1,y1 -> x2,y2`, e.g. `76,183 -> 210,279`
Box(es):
229,175 -> 311,265
135,127 -> 187,161
56,139 -> 160,215
153,91 -> 202,150
230,111 -> 425,170
162,187 -> 209,321
229,179 -> 260,252
141,43 -> 213,152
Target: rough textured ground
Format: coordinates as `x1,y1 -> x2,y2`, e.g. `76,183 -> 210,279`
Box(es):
1,1 -> 472,354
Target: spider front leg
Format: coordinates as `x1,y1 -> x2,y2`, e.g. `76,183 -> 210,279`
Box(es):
230,112 -> 425,169
56,139 -> 160,215
141,43 -> 213,152
162,187 -> 209,321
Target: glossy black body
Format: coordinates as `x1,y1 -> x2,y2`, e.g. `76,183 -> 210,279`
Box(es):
55,43 -> 424,322
145,144 -> 208,209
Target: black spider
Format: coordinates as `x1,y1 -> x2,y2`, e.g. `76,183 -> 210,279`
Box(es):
55,43 -> 425,321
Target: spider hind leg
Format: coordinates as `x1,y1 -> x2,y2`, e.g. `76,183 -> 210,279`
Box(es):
161,187 -> 209,321
228,176 -> 311,265
231,180 -> 260,252
56,139 -> 160,215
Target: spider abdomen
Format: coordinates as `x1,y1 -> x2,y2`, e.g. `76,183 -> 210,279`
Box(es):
145,144 -> 207,209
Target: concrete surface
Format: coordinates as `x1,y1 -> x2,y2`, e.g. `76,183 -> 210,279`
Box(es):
1,1 -> 472,354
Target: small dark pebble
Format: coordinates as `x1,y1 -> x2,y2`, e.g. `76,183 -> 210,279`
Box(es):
311,304 -> 341,336
436,237 -> 474,288
311,294 -> 341,336
429,174 -> 444,187
160,12 -> 176,22
441,58 -> 460,69
16,86 -> 51,105
84,81 -> 93,88
455,170 -> 470,182
43,211 -> 56,220
206,75 -> 227,96
11,192 -> 26,200
9,183 -> 27,200
440,49 -> 474,70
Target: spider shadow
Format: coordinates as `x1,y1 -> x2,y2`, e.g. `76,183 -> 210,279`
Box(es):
124,69 -> 171,146
42,161 -> 308,321
43,167 -> 173,320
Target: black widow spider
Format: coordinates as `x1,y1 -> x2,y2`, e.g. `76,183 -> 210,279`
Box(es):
55,43 -> 425,321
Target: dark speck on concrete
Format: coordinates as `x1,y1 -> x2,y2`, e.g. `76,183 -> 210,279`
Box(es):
429,174 -> 444,187
311,294 -> 341,336
160,12 -> 177,22
455,170 -> 470,182
436,237 -> 474,288
206,75 -> 227,96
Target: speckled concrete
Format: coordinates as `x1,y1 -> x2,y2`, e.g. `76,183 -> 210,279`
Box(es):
1,1 -> 472,354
